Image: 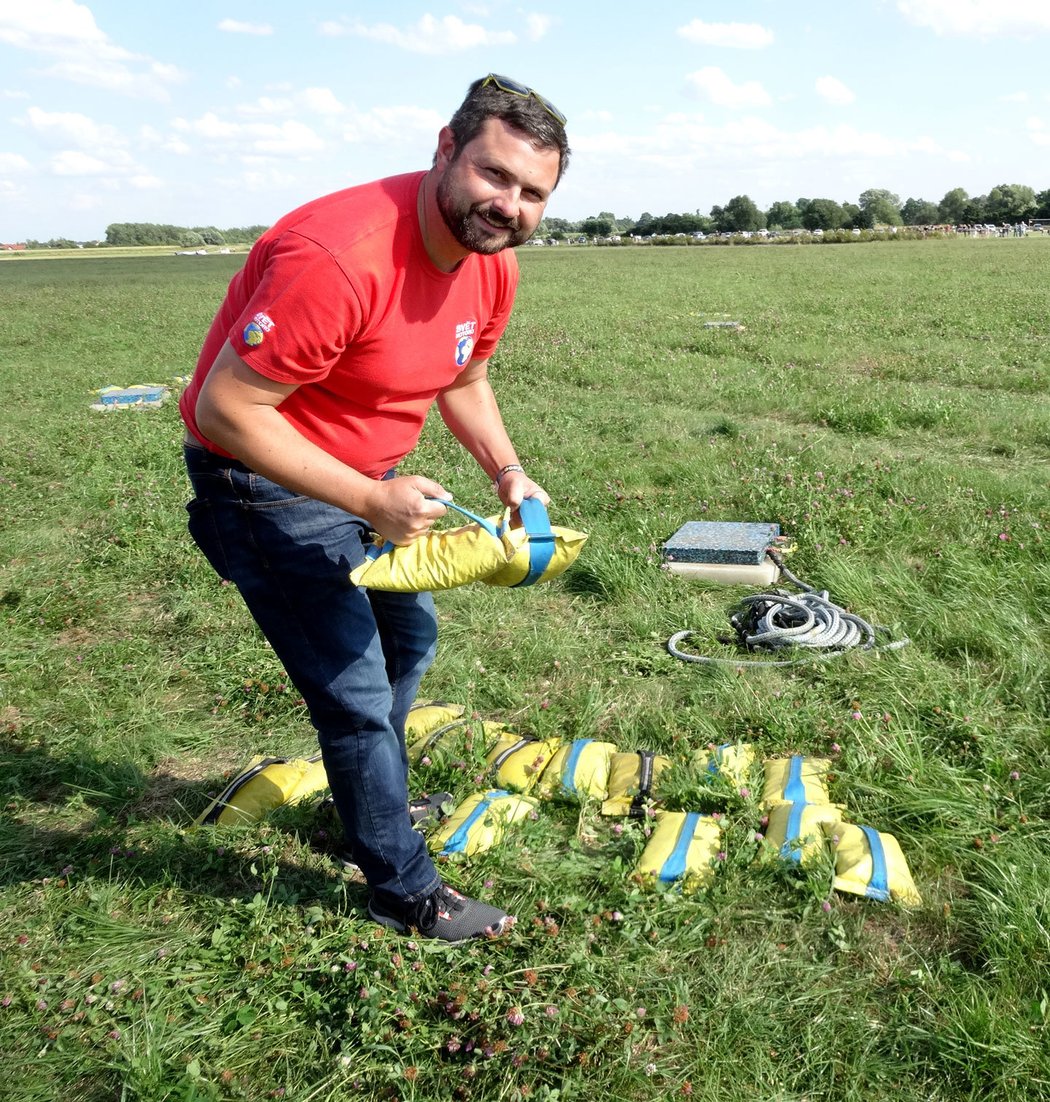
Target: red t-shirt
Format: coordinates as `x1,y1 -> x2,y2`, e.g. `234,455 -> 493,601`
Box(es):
180,171 -> 519,479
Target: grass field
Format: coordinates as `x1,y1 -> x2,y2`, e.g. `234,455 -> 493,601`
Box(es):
1,238 -> 1048,1102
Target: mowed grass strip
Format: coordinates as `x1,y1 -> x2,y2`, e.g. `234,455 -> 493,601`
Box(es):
0,238 -> 1047,1102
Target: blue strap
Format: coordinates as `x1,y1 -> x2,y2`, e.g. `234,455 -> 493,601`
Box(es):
440,790 -> 509,855
364,497 -> 500,562
783,755 -> 807,802
659,812 -> 701,883
511,497 -> 556,588
780,801 -> 807,864
859,825 -> 890,901
560,739 -> 593,796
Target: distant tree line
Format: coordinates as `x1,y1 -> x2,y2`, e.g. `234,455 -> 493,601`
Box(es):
542,183 -> 1050,239
20,223 -> 270,249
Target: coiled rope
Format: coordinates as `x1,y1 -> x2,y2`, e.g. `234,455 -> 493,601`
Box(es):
667,554 -> 910,668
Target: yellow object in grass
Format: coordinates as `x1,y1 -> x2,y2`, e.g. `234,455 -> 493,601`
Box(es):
634,810 -> 723,891
431,789 -> 539,857
195,755 -> 330,826
601,750 -> 672,817
761,755 -> 835,808
823,821 -> 922,906
534,739 -> 617,801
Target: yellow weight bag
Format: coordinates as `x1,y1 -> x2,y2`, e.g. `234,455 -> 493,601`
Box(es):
195,754 -> 330,827
485,730 -> 563,793
763,802 -> 843,866
601,749 -> 672,817
822,821 -> 922,906
431,789 -> 539,857
483,497 -> 588,588
634,810 -> 723,891
761,755 -> 836,808
349,500 -> 508,592
699,742 -> 755,789
534,738 -> 617,801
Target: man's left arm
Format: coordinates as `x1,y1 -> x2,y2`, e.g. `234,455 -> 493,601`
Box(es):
437,358 -> 549,509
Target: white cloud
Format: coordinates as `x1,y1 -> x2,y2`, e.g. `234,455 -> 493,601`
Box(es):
1027,116 -> 1050,146
525,14 -> 553,41
297,88 -> 346,116
816,76 -> 855,106
999,91 -> 1029,103
0,152 -> 32,172
677,20 -> 774,49
574,114 -> 969,175
897,1 -> 1050,36
173,112 -> 326,156
686,67 -> 771,109
341,105 -> 445,145
0,0 -> 184,100
51,150 -> 120,176
129,174 -> 163,189
321,14 -> 516,53
218,19 -> 273,36
26,106 -> 124,150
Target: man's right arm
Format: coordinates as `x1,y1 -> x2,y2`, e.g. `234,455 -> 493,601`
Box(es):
194,340 -> 450,545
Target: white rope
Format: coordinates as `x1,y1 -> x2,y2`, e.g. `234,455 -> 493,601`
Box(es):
667,557 -> 909,668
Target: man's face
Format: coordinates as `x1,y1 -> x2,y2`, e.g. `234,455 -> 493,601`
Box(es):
434,117 -> 560,254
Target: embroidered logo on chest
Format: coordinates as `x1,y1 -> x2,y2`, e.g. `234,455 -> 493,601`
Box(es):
454,319 -> 477,367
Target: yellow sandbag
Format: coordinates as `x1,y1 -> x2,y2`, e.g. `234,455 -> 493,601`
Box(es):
534,739 -> 617,801
349,500 -> 508,592
601,750 -> 672,817
404,701 -> 466,740
634,810 -> 723,891
761,755 -> 835,808
195,755 -> 330,826
431,789 -> 539,857
763,802 -> 843,866
698,742 -> 756,789
483,498 -> 588,588
822,821 -> 922,906
485,730 -> 563,793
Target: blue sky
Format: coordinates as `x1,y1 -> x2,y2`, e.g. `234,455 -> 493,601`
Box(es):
1,0 -> 1048,240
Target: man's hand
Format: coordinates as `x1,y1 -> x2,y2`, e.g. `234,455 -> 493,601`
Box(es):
362,475 -> 452,545
496,469 -> 549,510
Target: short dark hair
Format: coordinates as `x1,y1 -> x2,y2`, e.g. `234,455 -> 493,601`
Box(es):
445,76 -> 570,185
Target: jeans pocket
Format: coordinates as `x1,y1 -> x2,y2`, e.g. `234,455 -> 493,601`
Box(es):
186,496 -> 234,581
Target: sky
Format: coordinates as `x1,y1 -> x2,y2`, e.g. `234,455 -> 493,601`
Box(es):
1,0 -> 1049,241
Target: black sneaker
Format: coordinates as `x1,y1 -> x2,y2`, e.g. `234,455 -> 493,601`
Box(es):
368,883 -> 514,943
409,791 -> 453,827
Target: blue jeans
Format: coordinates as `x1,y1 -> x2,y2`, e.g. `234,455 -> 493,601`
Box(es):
183,442 -> 441,904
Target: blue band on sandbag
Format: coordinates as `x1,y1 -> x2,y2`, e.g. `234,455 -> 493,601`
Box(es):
561,739 -> 593,795
859,825 -> 890,901
783,755 -> 806,802
441,790 -> 510,854
660,812 -> 702,883
512,497 -> 556,587
781,801 -> 807,864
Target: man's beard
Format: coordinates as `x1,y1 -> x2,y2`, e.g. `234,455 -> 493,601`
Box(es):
435,170 -> 533,254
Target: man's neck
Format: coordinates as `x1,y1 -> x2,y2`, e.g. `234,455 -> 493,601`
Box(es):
417,171 -> 468,273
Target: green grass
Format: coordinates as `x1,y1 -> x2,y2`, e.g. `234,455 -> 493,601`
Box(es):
1,239 -> 1048,1102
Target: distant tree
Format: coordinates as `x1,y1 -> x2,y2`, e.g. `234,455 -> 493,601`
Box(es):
720,195 -> 765,232
581,216 -> 613,237
857,188 -> 902,228
765,200 -> 801,230
179,230 -> 204,248
842,203 -> 861,228
195,226 -> 226,246
1035,190 -> 1050,219
801,198 -> 848,231
984,183 -> 1037,222
901,198 -> 941,225
938,187 -> 970,224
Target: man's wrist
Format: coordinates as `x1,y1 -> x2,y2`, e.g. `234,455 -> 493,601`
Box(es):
493,463 -> 524,489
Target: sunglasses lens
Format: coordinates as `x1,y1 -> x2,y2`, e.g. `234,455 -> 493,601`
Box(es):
482,73 -> 566,126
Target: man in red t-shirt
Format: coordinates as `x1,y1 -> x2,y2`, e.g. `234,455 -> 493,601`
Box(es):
181,75 -> 570,943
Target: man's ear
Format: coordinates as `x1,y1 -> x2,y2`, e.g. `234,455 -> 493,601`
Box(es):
434,126 -> 457,170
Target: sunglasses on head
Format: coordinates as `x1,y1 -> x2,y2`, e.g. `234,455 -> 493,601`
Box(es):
479,73 -> 566,127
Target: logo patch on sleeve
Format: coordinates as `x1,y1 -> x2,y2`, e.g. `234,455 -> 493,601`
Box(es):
454,319 -> 477,367
243,312 -> 275,348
